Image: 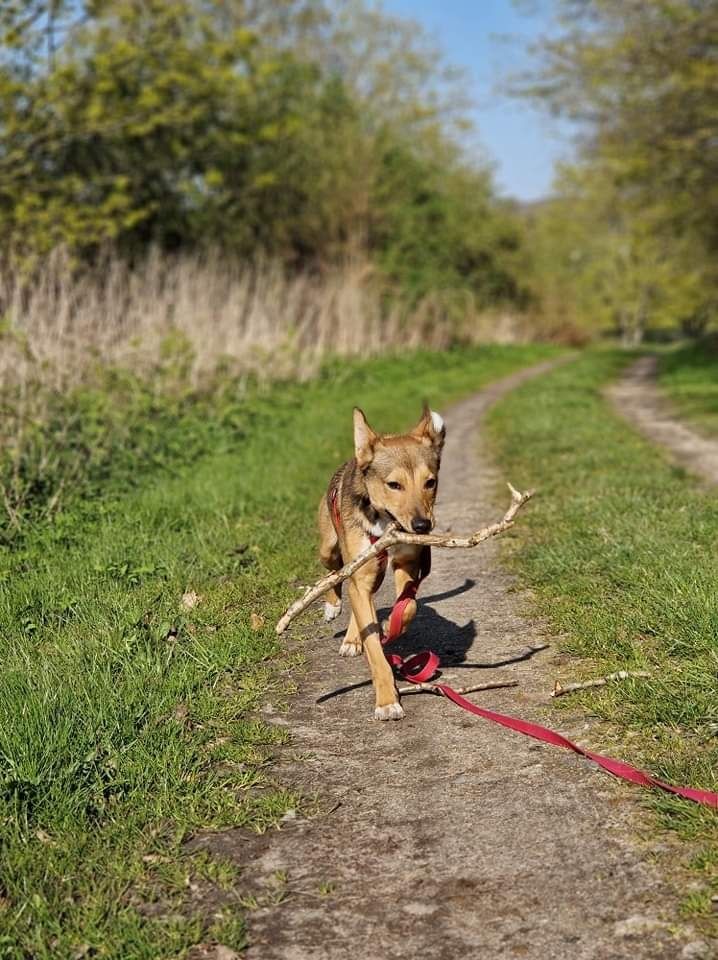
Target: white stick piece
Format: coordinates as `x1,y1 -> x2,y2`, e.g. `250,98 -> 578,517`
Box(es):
551,670 -> 651,698
397,677 -> 519,696
275,484 -> 533,635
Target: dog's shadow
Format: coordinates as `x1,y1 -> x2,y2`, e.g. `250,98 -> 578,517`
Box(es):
317,577 -> 539,704
381,577 -> 477,667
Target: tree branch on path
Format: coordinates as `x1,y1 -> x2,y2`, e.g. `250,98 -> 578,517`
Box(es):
397,677 -> 518,697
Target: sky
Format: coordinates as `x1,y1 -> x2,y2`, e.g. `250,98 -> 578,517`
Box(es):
381,0 -> 573,201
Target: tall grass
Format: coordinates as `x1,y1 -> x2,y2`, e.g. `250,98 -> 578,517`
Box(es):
0,248 -> 527,393
0,248 -> 528,530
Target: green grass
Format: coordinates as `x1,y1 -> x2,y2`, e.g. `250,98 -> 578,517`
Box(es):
657,338 -> 718,434
0,343 -> 555,958
488,348 -> 718,929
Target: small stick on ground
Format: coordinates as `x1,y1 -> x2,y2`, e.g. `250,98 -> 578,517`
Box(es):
398,677 -> 519,697
552,670 -> 651,698
276,483 -> 533,635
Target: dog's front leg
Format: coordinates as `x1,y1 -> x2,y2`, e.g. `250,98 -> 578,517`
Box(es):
348,575 -> 403,721
386,545 -> 425,637
339,610 -> 362,657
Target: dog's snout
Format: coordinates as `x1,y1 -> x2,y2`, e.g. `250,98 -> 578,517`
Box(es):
411,516 -> 431,534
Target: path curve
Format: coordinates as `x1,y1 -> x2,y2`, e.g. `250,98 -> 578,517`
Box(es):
609,355 -> 718,484
194,359 -> 696,959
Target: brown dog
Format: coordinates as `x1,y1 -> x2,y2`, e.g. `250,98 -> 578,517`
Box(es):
318,405 -> 446,719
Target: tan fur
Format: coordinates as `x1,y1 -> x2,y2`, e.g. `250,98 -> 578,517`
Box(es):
318,405 -> 445,720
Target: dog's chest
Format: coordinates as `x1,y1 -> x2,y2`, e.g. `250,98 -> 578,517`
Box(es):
367,516 -> 391,539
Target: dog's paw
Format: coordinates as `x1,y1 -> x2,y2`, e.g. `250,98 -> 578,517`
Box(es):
339,638 -> 362,657
374,701 -> 404,721
324,600 -> 342,622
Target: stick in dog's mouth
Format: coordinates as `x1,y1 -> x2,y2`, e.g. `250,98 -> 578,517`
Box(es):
276,483 -> 533,635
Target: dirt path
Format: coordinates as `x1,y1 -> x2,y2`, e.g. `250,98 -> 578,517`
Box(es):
194,360 -> 701,959
609,355 -> 718,484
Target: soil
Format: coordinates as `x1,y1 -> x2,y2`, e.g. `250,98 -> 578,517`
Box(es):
190,359 -> 708,960
608,355 -> 718,485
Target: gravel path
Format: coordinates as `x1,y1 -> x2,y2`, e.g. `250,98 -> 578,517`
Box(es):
608,355 -> 718,484
193,360 -> 700,960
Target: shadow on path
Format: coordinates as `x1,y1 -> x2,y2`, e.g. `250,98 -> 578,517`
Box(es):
317,580 -> 548,704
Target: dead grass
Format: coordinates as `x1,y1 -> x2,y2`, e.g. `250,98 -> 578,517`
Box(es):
0,247 -> 532,527
0,247 -> 529,396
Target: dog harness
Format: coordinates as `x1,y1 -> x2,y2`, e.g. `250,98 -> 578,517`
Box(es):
327,485 -> 718,808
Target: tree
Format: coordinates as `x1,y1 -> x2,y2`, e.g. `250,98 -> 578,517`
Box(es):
0,1 -> 346,260
514,0 -> 718,337
0,0 -> 531,318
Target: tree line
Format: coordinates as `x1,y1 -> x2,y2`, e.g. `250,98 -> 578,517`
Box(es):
0,0 -> 527,309
517,0 -> 717,342
2,1 -> 715,341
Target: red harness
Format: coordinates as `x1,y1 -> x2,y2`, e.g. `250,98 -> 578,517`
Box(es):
328,487 -> 718,808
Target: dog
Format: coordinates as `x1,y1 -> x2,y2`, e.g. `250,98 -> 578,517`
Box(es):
318,405 -> 446,720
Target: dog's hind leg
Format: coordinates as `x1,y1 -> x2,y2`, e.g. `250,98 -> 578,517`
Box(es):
318,496 -> 343,622
339,610 -> 362,657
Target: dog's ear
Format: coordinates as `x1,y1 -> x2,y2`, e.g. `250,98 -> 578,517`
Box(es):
412,403 -> 446,453
353,407 -> 378,468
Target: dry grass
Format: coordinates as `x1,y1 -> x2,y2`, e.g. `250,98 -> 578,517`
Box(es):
0,247 -> 528,395
0,250 -> 524,524
0,247 -> 530,525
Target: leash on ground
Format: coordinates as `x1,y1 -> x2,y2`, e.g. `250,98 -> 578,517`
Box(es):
277,484 -> 718,810
382,575 -> 718,810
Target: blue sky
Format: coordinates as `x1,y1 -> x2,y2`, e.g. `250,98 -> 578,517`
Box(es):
382,0 -> 573,201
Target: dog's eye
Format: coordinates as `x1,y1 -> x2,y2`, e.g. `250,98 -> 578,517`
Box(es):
425,478 -> 436,489
386,481 -> 403,491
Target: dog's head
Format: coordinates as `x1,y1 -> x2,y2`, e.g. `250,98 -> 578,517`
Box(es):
353,404 -> 446,533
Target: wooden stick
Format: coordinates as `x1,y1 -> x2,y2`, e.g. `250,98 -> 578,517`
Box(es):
275,483 -> 533,634
552,670 -> 651,698
397,677 -> 519,696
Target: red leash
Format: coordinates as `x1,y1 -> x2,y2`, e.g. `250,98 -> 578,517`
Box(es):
329,489 -> 718,808
385,594 -> 718,808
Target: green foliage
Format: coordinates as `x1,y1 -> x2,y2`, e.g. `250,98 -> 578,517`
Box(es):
372,139 -> 527,304
0,0 -> 527,309
524,170 -> 713,341
515,0 -> 718,339
0,369 -> 245,537
489,350 -> 718,924
658,339 -> 718,434
0,1 -> 330,258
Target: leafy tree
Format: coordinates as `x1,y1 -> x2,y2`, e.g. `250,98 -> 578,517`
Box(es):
0,0 -> 531,318
514,0 -> 718,337
0,1 -> 343,259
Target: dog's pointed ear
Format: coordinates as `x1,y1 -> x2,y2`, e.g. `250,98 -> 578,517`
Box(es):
353,407 -> 377,468
412,403 -> 446,453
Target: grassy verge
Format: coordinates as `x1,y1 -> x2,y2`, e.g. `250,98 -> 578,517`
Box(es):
488,349 -> 718,930
0,344 -> 555,958
656,338 -> 718,435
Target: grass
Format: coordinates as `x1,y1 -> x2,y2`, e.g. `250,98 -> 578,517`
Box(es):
1,247 -> 532,402
488,348 -> 718,931
656,338 -> 718,435
0,343 -> 555,958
